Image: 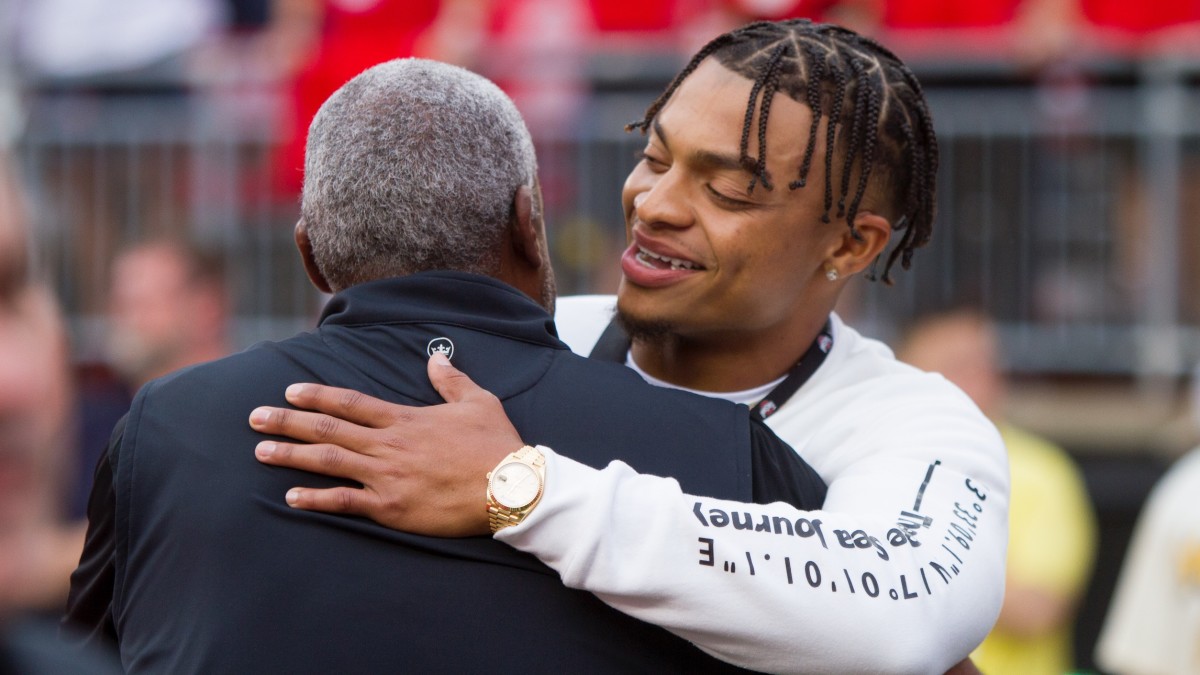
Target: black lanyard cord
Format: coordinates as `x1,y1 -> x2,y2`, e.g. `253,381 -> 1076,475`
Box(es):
589,317 -> 834,421
752,319 -> 833,420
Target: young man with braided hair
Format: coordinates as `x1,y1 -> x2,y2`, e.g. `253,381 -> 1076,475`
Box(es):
249,19 -> 1008,674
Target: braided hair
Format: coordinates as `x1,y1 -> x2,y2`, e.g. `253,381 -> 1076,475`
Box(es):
627,20 -> 938,283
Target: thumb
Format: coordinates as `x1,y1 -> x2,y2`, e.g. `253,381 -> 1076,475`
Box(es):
427,353 -> 482,403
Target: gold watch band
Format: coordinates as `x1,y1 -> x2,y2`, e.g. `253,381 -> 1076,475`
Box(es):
487,505 -> 528,532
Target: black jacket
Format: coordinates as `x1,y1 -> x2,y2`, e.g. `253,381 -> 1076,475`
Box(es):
65,272 -> 825,673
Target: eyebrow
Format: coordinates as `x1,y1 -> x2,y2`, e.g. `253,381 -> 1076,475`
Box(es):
652,119 -> 751,176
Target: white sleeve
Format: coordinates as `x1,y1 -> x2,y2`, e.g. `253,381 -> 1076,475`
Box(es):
498,403 -> 1009,674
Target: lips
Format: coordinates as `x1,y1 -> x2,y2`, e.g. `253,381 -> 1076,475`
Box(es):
620,236 -> 706,288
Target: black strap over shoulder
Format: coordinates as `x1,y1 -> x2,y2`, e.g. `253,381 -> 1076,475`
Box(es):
587,318 -> 827,510
588,319 -> 632,363
749,319 -> 832,421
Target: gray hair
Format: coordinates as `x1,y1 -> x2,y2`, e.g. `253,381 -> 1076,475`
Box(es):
301,58 -> 537,291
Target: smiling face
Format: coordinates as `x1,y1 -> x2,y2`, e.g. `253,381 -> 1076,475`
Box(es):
617,58 -> 855,379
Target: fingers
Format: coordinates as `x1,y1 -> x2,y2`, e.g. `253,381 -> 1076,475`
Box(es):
249,406 -> 375,451
282,382 -> 402,428
283,485 -> 373,517
427,353 -> 492,404
255,440 -> 377,481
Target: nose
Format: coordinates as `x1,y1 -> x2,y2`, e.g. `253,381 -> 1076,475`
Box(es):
626,166 -> 692,231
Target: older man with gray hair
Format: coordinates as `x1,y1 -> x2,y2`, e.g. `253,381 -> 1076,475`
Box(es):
64,58 -> 824,672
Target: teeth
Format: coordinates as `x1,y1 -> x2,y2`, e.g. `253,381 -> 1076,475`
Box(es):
638,246 -> 700,270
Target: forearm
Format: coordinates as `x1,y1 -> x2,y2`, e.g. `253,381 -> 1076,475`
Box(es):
498,450 -> 1007,674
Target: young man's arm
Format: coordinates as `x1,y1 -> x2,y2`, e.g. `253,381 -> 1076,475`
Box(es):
250,357 -> 1007,675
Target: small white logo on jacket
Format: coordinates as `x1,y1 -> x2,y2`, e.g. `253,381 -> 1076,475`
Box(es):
427,337 -> 454,360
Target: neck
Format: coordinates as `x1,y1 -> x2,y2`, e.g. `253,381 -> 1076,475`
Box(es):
629,312 -> 831,392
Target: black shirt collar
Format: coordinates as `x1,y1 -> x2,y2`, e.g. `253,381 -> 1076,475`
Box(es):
319,271 -> 563,350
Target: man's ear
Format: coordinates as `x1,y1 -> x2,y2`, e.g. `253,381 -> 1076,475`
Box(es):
294,219 -> 333,294
510,184 -> 544,270
826,211 -> 892,278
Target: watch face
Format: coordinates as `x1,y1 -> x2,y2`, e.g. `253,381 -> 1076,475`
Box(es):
490,461 -> 541,509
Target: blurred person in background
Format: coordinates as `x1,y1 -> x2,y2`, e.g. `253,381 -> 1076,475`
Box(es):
898,309 -> 1098,675
1093,366 -> 1200,675
105,240 -> 231,392
67,240 -> 234,519
0,154 -> 120,673
0,151 -> 82,617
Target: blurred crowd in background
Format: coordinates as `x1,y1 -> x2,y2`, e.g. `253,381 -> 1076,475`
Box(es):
2,1 -> 1200,673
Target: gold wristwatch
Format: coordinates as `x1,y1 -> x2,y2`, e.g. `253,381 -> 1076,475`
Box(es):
486,445 -> 546,533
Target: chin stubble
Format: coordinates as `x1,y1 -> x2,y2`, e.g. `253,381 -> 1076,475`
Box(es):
615,308 -> 676,347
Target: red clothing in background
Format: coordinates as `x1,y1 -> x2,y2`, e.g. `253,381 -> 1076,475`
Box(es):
883,0 -> 1022,28
275,0 -> 442,195
1081,0 -> 1200,33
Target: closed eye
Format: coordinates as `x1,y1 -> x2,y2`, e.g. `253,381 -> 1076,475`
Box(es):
635,149 -> 669,172
706,184 -> 754,210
